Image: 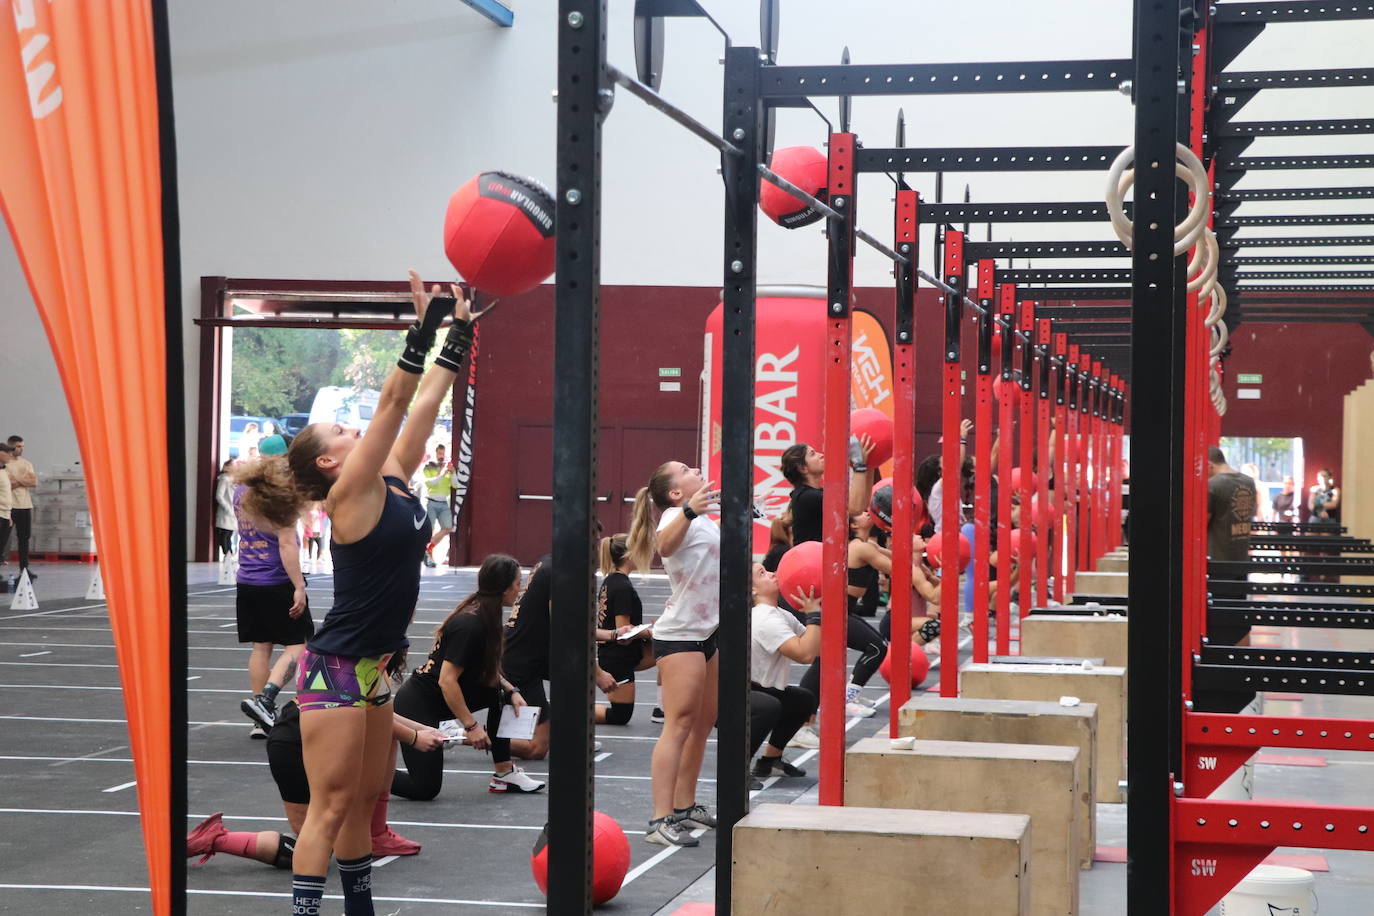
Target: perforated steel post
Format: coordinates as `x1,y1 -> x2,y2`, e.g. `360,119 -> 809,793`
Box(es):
939,229 -> 964,694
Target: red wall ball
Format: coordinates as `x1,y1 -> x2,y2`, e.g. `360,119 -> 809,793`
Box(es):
994,376 -> 1019,404
879,642 -> 931,687
1008,466 -> 1037,496
777,541 -> 824,604
869,477 -> 924,533
760,146 -> 829,228
444,171 -> 556,297
531,810 -> 631,905
851,407 -> 894,469
925,531 -> 972,572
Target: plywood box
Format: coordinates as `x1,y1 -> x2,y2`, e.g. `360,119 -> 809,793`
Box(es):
962,663 -> 1127,803
899,696 -> 1098,869
1096,557 -> 1128,573
733,803 -> 1030,915
1020,615 -> 1128,670
1071,571 -> 1127,596
846,737 -> 1079,915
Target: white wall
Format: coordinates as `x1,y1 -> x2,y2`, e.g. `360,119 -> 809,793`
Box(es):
4,0 -> 1374,547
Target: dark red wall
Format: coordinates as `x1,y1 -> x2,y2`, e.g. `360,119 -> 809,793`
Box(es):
461,285 -> 1072,564
1219,321 -> 1373,494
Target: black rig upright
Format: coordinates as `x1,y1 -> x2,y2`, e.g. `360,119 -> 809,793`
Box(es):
1126,1 -> 1188,912
715,45 -> 765,916
550,1 -> 607,911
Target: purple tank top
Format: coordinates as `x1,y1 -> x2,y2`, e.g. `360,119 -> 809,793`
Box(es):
235,487 -> 293,586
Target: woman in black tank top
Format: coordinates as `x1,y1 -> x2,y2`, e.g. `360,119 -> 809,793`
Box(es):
235,273 -> 489,916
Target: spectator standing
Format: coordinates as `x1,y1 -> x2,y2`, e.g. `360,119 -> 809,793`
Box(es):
214,460 -> 237,560
1272,476 -> 1298,524
4,436 -> 38,574
0,443 -> 12,569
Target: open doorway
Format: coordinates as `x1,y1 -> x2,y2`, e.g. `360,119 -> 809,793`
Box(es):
1219,436 -> 1304,522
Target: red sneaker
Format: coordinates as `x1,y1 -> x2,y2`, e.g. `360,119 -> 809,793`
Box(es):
372,827 -> 421,857
186,812 -> 227,864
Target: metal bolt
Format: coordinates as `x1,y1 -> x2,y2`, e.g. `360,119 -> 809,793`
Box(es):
1177,79 -> 1187,94
567,10 -> 584,28
1117,79 -> 1133,96
732,128 -> 746,141
1184,700 -> 1194,710
730,260 -> 744,273
565,189 -> 582,205
551,90 -> 559,101
1192,43 -> 1201,55
899,332 -> 910,342
900,243 -> 911,253
834,197 -> 846,208
1173,781 -> 1185,797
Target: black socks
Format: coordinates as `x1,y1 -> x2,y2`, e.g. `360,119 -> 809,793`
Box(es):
292,874 -> 325,915
337,854 -> 374,915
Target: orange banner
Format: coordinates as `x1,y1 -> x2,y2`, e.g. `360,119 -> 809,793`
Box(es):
2,3 -> 173,913
851,310 -> 895,477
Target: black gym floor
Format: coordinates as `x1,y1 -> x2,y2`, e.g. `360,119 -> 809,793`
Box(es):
0,563 -> 957,915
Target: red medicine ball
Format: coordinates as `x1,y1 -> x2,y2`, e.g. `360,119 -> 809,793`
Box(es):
879,642 -> 931,688
851,408 -> 894,469
869,477 -> 924,533
777,541 -> 824,604
926,531 -> 972,572
760,146 -> 829,228
444,171 -> 556,297
531,811 -> 631,905
1008,466 -> 1038,496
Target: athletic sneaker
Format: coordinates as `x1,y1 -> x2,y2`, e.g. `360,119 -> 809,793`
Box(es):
489,765 -> 545,793
645,817 -> 698,847
852,693 -> 879,709
423,553 -> 436,569
787,725 -> 820,749
650,707 -> 665,724
185,812 -> 227,864
371,828 -> 421,857
240,694 -> 277,731
846,701 -> 876,719
675,804 -> 717,830
249,724 -> 268,740
752,756 -> 807,778
750,779 -> 765,791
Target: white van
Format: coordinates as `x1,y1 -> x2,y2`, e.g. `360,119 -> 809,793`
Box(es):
308,386 -> 381,432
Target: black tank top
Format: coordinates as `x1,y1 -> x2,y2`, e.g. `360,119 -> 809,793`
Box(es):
308,475 -> 429,658
847,561 -> 877,614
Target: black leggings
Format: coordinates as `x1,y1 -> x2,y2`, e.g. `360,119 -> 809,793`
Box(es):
800,613 -> 888,694
750,685 -> 817,757
4,508 -> 30,568
214,527 -> 234,559
391,679 -> 509,801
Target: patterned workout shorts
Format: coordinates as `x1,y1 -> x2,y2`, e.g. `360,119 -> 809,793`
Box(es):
296,649 -> 393,713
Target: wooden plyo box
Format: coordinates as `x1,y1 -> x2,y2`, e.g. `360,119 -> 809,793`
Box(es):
1096,556 -> 1128,573
961,663 -> 1127,803
898,696 -> 1098,869
846,737 -> 1079,915
732,803 -> 1031,915
1020,614 -> 1129,670
1071,571 -> 1127,596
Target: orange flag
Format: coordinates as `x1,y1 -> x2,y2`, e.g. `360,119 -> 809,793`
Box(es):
1,2 -> 179,913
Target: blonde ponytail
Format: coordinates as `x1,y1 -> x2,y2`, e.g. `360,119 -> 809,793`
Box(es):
599,533 -> 630,576
626,488 -> 658,575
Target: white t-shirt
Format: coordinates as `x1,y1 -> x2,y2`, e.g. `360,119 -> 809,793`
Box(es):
653,506 -> 721,642
750,602 -> 804,690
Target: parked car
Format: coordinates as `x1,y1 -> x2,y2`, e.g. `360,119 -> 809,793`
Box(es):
226,414 -> 274,459
278,413 -> 311,438
308,386 -> 380,432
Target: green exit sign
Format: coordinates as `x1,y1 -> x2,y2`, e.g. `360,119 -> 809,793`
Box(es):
658,367 -> 681,378
1236,373 -> 1262,384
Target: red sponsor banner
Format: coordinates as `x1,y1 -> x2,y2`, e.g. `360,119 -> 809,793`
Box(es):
704,296 -> 894,553
1,3 -> 173,913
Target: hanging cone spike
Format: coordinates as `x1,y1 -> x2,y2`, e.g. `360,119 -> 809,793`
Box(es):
10,569 -> 38,611
86,564 -> 105,600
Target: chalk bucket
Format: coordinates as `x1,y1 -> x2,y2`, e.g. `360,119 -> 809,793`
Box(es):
1218,864 -> 1316,915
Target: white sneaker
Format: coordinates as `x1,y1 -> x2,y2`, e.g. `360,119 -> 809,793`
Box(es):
845,702 -> 876,719
787,725 -> 820,749
853,694 -> 879,709
489,765 -> 545,793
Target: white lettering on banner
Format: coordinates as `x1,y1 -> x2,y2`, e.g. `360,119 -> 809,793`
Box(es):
1198,756 -> 1217,770
852,331 -> 891,406
1190,858 -> 1217,877
14,0 -> 64,119
753,347 -> 800,520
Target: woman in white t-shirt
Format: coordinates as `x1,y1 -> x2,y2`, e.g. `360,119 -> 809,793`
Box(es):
627,460 -> 721,848
749,564 -> 821,778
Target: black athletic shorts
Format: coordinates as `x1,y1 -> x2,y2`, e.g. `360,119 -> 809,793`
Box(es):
652,631 -> 718,662
503,666 -> 552,724
597,643 -> 645,684
236,582 -> 314,645
266,703 -> 310,805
